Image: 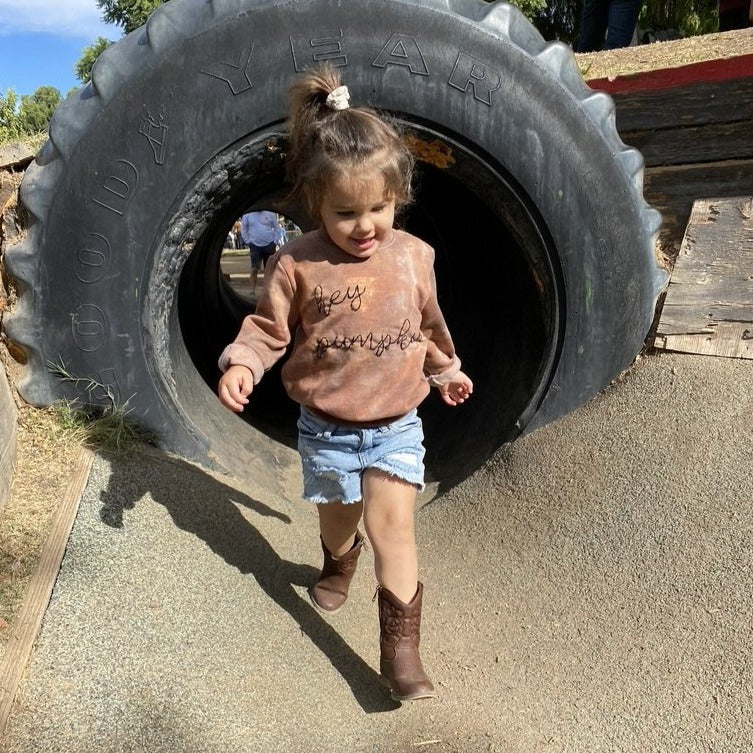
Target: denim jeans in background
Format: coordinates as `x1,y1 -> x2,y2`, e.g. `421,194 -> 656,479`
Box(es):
576,0 -> 642,52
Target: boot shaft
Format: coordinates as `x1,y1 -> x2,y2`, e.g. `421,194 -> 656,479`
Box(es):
310,530 -> 364,614
377,582 -> 423,655
376,582 -> 435,701
320,530 -> 364,579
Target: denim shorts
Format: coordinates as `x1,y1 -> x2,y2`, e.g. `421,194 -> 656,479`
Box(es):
297,406 -> 426,504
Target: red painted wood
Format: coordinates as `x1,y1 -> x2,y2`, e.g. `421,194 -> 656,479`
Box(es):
586,53 -> 753,94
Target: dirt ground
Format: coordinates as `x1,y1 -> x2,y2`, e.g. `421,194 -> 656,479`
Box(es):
0,358 -> 84,649
2,348 -> 752,753
574,26 -> 753,79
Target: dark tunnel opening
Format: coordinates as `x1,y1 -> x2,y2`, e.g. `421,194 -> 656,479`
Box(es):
177,123 -> 562,485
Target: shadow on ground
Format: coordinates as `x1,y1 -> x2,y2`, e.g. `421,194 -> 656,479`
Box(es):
97,449 -> 399,714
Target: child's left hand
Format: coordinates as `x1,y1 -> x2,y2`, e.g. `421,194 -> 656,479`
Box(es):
439,371 -> 473,406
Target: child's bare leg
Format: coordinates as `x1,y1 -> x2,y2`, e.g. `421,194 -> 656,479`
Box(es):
310,500 -> 365,613
316,500 -> 363,556
362,469 -> 418,603
364,469 -> 434,700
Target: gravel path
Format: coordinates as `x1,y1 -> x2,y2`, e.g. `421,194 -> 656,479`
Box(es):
2,351 -> 751,753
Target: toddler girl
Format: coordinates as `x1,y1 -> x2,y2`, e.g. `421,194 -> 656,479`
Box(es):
218,65 -> 473,702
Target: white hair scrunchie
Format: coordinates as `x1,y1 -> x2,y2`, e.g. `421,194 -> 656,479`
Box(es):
325,85 -> 350,111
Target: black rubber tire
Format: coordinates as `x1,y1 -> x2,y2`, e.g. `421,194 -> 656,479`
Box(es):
5,0 -> 666,484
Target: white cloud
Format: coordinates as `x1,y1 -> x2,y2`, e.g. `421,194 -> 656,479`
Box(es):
0,0 -> 119,39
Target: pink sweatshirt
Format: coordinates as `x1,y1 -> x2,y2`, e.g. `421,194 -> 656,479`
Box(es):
218,227 -> 461,424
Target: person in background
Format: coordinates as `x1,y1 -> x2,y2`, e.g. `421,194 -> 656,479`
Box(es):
240,210 -> 287,296
576,0 -> 642,52
232,219 -> 243,249
717,0 -> 753,30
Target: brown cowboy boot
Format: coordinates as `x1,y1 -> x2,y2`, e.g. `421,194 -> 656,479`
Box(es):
377,582 -> 436,701
309,531 -> 364,614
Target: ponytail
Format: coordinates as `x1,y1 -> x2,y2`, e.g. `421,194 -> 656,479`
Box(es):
285,65 -> 414,218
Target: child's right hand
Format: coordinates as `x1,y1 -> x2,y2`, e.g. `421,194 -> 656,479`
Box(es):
218,365 -> 254,412
438,370 -> 473,407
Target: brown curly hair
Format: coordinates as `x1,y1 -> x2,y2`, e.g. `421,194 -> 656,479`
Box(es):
286,65 -> 414,219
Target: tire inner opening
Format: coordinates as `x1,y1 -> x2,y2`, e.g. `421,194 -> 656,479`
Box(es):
177,127 -> 560,485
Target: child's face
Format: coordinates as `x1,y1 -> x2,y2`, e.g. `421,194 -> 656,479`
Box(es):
319,175 -> 396,259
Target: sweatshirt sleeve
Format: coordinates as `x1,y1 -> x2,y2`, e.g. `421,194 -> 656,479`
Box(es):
420,265 -> 462,386
217,254 -> 298,383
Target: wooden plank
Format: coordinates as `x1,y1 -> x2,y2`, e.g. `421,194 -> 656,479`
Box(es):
586,51 -> 753,94
613,78 -> 753,132
623,120 -> 753,168
656,324 -> 753,359
0,448 -> 94,737
644,159 -> 753,247
578,28 -> 753,85
654,197 -> 753,359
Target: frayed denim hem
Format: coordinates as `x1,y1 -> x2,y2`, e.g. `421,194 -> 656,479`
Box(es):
369,462 -> 425,493
302,494 -> 364,505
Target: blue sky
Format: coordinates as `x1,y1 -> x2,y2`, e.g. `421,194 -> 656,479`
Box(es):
0,0 -> 121,98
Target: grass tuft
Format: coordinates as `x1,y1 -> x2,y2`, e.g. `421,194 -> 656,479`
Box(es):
54,401 -> 155,456
47,359 -> 155,456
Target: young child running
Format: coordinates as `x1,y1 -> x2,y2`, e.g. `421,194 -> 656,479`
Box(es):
217,65 -> 473,702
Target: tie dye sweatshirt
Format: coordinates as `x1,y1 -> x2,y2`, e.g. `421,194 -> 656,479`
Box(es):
218,227 -> 461,424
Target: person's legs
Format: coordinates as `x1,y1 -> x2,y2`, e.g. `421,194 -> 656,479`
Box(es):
604,0 -> 641,49
298,407 -> 433,698
362,469 -> 418,602
261,243 -> 277,265
363,469 -> 434,701
251,243 -> 277,293
310,500 -> 365,613
576,0 -> 610,52
316,500 -> 363,556
298,407 -> 367,612
248,244 -> 262,294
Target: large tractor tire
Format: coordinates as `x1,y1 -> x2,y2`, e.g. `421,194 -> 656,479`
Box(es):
5,0 -> 666,484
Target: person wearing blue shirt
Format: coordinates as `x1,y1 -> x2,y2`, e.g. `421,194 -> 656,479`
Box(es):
240,210 -> 287,296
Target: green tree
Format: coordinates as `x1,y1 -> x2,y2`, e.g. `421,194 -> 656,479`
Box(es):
507,0 -> 548,20
75,37 -> 112,85
532,0 -> 581,43
0,89 -> 23,143
639,0 -> 718,37
17,86 -> 62,135
75,1 -> 166,84
96,0 -> 166,34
